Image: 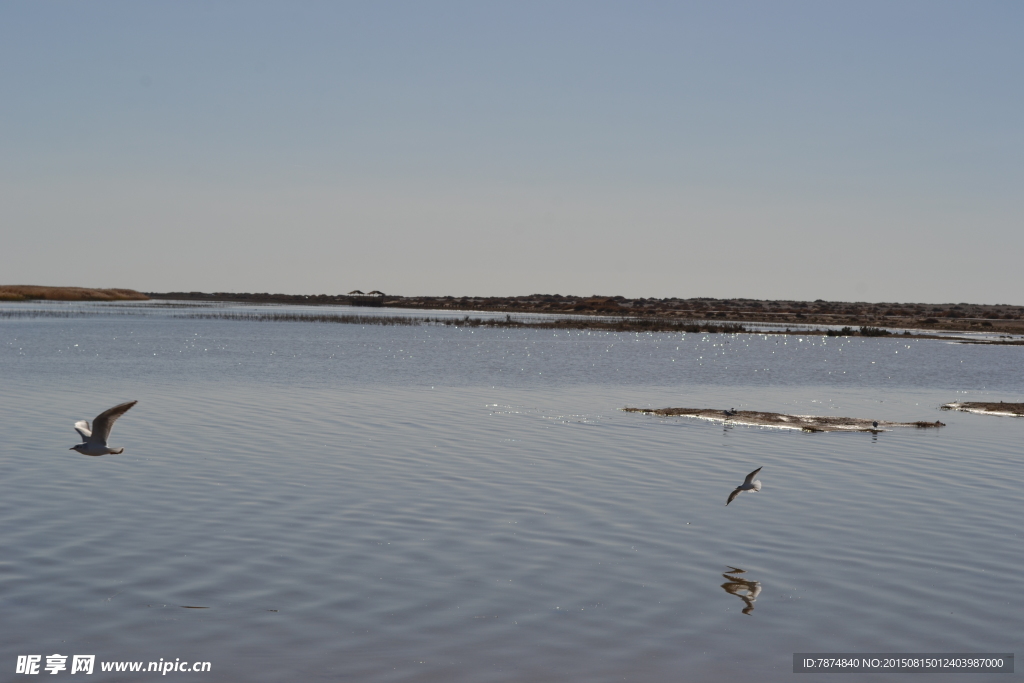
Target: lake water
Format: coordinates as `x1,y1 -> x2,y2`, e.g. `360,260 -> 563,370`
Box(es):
1,302 -> 1021,681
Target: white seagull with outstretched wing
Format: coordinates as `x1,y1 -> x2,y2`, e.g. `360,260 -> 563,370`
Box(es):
726,467 -> 762,505
70,401 -> 138,456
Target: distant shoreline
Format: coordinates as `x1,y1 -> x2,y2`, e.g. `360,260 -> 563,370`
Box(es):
146,290 -> 1024,336
0,285 -> 148,302
5,286 -> 1023,336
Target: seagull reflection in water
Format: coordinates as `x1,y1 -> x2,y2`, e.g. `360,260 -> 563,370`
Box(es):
721,566 -> 761,615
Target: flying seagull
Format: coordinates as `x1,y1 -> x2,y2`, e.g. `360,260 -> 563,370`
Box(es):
726,467 -> 762,505
70,401 -> 137,456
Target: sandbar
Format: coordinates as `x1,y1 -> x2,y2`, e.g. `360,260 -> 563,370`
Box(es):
940,402 -> 1024,417
623,407 -> 945,432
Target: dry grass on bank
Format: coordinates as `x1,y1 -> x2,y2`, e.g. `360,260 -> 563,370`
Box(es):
0,285 -> 149,301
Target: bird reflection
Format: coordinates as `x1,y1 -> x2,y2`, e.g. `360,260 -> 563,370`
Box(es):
721,566 -> 761,615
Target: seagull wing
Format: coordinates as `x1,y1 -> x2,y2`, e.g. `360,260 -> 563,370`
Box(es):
726,486 -> 742,505
90,401 -> 137,444
742,467 -> 762,486
74,420 -> 92,441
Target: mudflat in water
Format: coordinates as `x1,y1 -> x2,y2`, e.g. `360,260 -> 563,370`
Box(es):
1,302 -> 1021,681
622,407 -> 945,432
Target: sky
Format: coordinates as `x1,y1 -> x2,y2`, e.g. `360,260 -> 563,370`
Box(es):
2,1 -> 1022,304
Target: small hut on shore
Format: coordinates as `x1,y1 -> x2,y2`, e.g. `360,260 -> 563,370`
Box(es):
347,289 -> 386,307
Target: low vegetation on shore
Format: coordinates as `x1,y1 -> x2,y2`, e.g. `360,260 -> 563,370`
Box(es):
149,291 -> 1024,335
8,286 -> 1023,336
0,285 -> 148,302
184,311 -> 748,334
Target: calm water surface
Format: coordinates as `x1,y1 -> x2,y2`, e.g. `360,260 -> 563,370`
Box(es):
1,304 -> 1021,681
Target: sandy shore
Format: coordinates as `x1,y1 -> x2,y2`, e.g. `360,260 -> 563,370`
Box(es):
0,285 -> 148,301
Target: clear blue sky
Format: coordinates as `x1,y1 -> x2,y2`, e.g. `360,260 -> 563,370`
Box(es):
2,1 -> 1021,303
